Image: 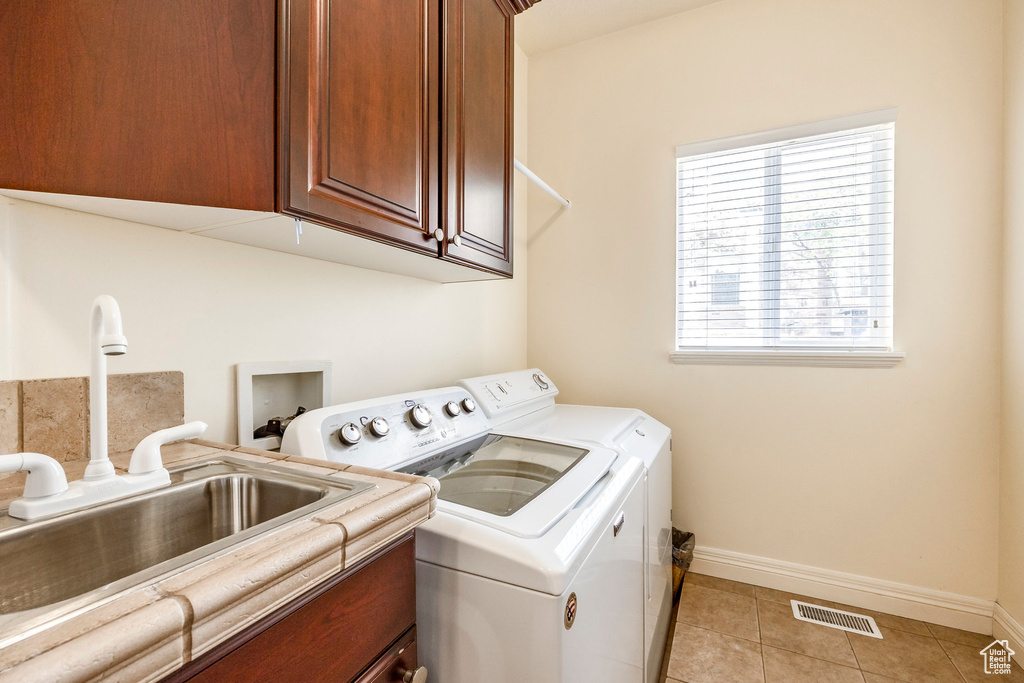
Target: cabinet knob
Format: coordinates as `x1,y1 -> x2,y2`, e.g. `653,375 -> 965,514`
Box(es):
449,234 -> 463,248
398,666 -> 428,683
432,229 -> 444,241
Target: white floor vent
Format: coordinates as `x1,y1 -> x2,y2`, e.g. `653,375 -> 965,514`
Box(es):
791,601 -> 883,639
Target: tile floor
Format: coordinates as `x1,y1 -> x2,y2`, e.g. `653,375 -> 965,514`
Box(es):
663,573 -> 1024,683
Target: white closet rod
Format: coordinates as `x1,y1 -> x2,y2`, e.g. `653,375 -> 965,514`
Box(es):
514,158 -> 571,209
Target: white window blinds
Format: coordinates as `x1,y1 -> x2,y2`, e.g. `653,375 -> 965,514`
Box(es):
676,111 -> 895,351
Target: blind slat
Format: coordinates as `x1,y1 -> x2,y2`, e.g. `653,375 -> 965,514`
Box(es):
679,151 -> 894,188
679,176 -> 893,206
678,213 -> 894,237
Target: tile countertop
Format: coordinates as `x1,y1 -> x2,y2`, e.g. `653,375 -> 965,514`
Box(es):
0,439 -> 440,683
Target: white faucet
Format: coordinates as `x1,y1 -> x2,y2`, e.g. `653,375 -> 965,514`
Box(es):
2,294 -> 209,521
5,421 -> 208,520
84,294 -> 128,481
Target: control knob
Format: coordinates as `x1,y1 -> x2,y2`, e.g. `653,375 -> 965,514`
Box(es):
444,401 -> 462,417
533,373 -> 550,390
461,398 -> 477,414
368,417 -> 390,438
409,404 -> 433,429
337,422 -> 362,446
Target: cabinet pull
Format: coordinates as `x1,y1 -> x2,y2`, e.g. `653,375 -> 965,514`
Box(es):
449,234 -> 463,248
613,512 -> 625,536
398,666 -> 428,683
432,229 -> 444,242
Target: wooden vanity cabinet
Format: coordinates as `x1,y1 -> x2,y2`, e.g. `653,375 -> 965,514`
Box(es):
164,533 -> 418,683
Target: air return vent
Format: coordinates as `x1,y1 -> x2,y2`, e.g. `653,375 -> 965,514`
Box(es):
791,601 -> 883,639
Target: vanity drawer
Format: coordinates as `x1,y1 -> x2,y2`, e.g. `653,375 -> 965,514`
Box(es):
356,626 -> 418,683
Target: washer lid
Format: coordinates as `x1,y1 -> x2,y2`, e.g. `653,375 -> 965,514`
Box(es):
408,434 -> 617,539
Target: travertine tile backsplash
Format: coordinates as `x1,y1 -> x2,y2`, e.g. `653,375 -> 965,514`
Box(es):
0,372 -> 184,461
0,382 -> 20,455
22,377 -> 89,462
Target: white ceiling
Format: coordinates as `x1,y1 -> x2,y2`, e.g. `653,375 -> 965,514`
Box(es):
515,0 -> 724,55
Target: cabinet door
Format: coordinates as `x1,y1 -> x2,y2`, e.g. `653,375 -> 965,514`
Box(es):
283,0 -> 440,256
441,0 -> 515,276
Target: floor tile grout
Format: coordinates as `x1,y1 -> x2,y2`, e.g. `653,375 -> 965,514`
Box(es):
674,616 -> 762,644
756,598 -> 766,683
672,573 -> 1000,683
935,638 -> 970,683
762,638 -> 871,671
842,630 -> 871,682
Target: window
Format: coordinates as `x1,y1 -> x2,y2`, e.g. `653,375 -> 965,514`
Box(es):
674,109 -> 900,366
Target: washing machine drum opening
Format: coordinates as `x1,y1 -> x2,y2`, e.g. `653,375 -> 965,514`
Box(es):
415,435 -> 589,517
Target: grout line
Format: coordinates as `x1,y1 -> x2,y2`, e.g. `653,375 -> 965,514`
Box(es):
935,639 -> 969,683
674,617 -> 761,644
759,640 -> 866,674
15,380 -> 22,453
844,630 -> 864,675
757,598 -> 768,683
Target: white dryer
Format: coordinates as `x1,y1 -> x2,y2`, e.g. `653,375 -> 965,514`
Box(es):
281,384 -> 647,683
457,369 -> 674,683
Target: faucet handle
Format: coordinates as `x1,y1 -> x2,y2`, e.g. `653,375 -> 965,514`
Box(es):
129,421 -> 208,475
0,453 -> 69,499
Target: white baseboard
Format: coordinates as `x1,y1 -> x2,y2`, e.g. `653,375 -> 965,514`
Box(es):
691,546 -> 995,635
994,603 -> 1024,658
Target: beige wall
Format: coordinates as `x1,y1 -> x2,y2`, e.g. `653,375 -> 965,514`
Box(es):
1001,0 -> 1024,640
527,0 -> 1003,599
0,46 -> 530,445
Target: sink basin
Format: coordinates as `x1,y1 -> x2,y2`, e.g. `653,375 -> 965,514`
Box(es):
0,457 -> 372,616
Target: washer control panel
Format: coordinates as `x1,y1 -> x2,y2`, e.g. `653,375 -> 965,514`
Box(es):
282,387 -> 492,470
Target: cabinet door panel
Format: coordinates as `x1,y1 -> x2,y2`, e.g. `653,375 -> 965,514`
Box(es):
284,0 -> 439,254
442,0 -> 514,276
324,0 -> 422,216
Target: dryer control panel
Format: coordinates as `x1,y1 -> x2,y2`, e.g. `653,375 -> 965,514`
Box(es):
457,368 -> 559,422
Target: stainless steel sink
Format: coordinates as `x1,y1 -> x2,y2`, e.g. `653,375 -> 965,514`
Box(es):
0,457 -> 372,617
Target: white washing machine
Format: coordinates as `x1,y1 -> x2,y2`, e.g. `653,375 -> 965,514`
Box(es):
281,383 -> 647,683
457,370 -> 673,683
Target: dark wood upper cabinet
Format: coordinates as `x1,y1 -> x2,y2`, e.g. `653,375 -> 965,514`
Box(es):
282,0 -> 440,257
0,0 -> 538,278
441,0 -> 516,277
0,0 -> 277,211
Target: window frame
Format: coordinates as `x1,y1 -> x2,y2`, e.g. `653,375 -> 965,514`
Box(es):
671,108 -> 904,368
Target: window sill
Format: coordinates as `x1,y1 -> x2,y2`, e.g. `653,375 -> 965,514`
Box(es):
669,349 -> 905,368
